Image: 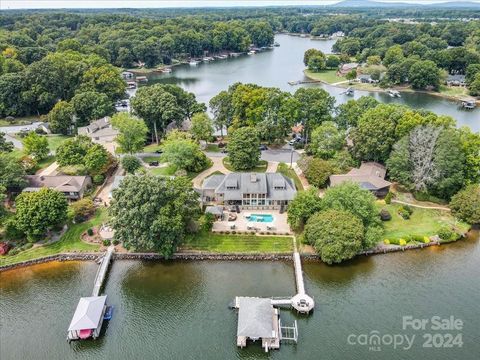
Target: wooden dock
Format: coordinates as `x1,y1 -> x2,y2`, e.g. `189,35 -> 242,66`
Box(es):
288,79 -> 321,86
92,245 -> 114,297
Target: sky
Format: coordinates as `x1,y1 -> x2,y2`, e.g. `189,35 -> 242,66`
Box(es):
1,0 -> 479,10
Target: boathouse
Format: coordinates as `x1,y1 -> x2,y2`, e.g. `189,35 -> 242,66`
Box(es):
236,297 -> 280,352
67,295 -> 107,341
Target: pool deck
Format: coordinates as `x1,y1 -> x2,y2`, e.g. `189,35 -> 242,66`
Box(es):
212,209 -> 291,234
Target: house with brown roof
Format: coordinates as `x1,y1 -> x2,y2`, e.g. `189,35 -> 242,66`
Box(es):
77,117 -> 119,153
23,175 -> 92,200
329,162 -> 391,197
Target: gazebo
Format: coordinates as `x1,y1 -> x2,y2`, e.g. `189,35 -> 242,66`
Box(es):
67,296 -> 107,341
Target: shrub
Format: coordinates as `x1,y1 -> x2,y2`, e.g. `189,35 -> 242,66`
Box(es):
384,192 -> 394,204
383,239 -> 390,245
69,198 -> 95,223
398,206 -> 412,220
112,239 -> 119,245
198,213 -> 215,232
93,174 -> 105,185
399,239 -> 407,246
103,239 -> 111,246
20,243 -> 33,251
121,155 -> 142,174
379,209 -> 391,221
4,218 -> 25,240
423,236 -> 430,244
438,226 -> 455,241
225,231 -> 230,234
87,228 -> 94,236
232,231 -> 236,235
9,248 -> 20,256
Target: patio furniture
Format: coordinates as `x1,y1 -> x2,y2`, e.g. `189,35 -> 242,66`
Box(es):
230,224 -> 236,230
266,225 -> 275,231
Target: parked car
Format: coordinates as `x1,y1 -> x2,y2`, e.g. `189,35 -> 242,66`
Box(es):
288,136 -> 304,146
259,144 -> 268,151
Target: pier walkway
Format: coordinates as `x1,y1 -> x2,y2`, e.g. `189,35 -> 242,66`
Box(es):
92,245 -> 114,297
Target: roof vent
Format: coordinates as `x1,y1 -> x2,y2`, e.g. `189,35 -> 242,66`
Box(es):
250,174 -> 257,183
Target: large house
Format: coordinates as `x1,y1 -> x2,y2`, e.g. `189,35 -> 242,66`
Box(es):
329,162 -> 392,197
77,117 -> 119,152
201,172 -> 297,210
23,175 -> 92,200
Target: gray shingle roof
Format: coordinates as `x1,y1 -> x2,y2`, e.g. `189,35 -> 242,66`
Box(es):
237,297 -> 274,339
68,296 -> 107,331
329,162 -> 391,190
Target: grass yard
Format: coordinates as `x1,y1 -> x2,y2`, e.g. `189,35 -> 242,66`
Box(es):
143,143 -> 163,153
182,232 -> 294,253
148,163 -> 207,179
223,157 -> 268,172
0,208 -> 106,266
438,85 -> 469,98
0,116 -> 39,127
205,143 -> 221,152
46,135 -> 71,154
377,202 -> 469,241
142,156 -> 163,163
304,69 -> 344,84
277,163 -> 304,191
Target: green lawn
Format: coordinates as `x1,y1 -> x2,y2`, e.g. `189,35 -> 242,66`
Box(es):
182,232 -> 294,253
205,144 -> 221,152
304,69 -> 344,84
143,143 -> 163,153
46,135 -> 71,154
438,85 -> 469,97
148,163 -> 206,179
0,209 -> 106,266
277,163 -> 304,191
35,155 -> 56,170
377,203 -> 469,241
223,157 -> 268,172
142,156 -> 163,163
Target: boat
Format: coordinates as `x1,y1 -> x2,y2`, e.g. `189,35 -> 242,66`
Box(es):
230,52 -> 242,57
461,100 -> 476,109
387,89 -> 401,98
217,54 -> 228,59
345,87 -> 354,96
189,60 -> 200,66
126,81 -> 136,89
135,76 -> 148,83
161,68 -> 172,73
274,42 -> 280,47
247,51 -> 255,55
103,305 -> 114,320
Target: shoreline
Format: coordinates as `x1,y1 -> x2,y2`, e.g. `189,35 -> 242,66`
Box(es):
303,70 -> 480,105
0,239 -> 451,272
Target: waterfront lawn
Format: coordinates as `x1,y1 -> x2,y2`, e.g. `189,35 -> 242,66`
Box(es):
304,69 -> 344,84
377,203 -> 469,241
277,163 -> 304,191
223,157 -> 268,172
438,85 -> 469,98
182,232 -> 293,253
0,209 -> 105,266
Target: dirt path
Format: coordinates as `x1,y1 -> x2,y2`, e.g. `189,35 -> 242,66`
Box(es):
391,199 -> 451,211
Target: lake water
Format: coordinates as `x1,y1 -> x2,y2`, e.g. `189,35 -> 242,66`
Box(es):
1,230 -> 479,360
145,34 -> 479,132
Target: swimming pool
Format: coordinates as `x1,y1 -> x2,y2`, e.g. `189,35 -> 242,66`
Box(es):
246,214 -> 274,223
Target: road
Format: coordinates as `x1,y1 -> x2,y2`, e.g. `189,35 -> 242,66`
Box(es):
3,133 -> 23,149
0,121 -> 43,134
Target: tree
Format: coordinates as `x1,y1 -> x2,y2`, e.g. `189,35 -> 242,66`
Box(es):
108,175 -> 199,256
158,84 -> 206,120
14,188 -> 68,241
111,113 -> 148,154
227,127 -> 260,170
304,209 -> 364,264
47,101 -> 74,135
304,49 -> 324,67
68,198 -> 95,223
84,144 -> 110,175
161,132 -> 210,173
70,90 -> 113,126
309,121 -> 345,159
408,60 -> 441,90
80,64 -> 125,102
450,185 -> 480,225
465,64 -> 480,86
190,113 -> 214,142
367,55 -> 381,66
346,69 -> 357,82
22,132 -> 49,160
303,157 -> 335,188
458,127 -> 480,185
335,96 -> 379,129
131,84 -> 182,144
210,90 -> 233,138
0,133 -> 14,152
468,72 -> 480,96
321,182 -> 382,249
326,55 -> 340,69
121,155 -> 142,174
308,55 -> 326,72
383,45 -> 404,66
287,188 -> 323,231
56,136 -> 91,166
0,153 -> 26,190
351,104 -> 402,162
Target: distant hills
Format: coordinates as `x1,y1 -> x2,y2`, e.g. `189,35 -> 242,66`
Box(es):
331,0 -> 480,8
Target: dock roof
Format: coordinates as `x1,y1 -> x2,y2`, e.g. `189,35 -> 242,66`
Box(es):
68,296 -> 107,331
237,297 -> 274,339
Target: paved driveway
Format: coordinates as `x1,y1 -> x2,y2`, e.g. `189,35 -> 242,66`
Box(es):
261,149 -> 300,163
0,121 -> 42,134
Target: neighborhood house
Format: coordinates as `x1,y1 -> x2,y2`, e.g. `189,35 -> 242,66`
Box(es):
23,175 -> 91,200
201,172 -> 297,210
329,162 -> 392,197
77,117 -> 119,152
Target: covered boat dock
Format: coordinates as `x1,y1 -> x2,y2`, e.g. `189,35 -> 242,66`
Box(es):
67,295 -> 107,341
